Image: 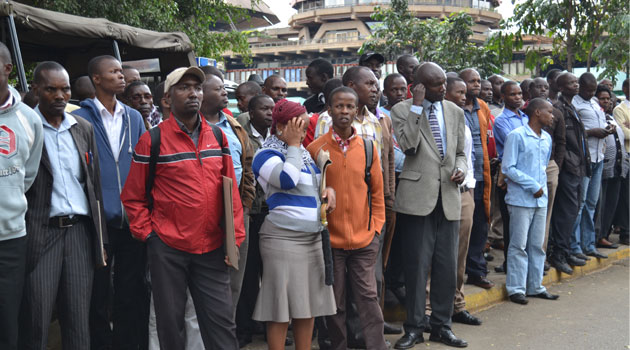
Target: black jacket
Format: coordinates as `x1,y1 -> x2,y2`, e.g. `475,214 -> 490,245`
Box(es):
303,93 -> 326,114
552,95 -> 591,177
25,114 -> 108,271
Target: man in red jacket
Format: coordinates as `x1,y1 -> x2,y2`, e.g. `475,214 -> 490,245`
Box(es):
121,66 -> 245,350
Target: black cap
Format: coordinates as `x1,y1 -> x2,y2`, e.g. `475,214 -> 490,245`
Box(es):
359,52 -> 385,65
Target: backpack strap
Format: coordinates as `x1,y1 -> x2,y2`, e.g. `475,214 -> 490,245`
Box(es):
363,138 -> 373,231
209,123 -> 225,150
146,126 -> 161,211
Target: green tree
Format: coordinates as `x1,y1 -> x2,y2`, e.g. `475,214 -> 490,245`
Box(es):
505,0 -> 629,79
360,0 -> 505,77
19,0 -> 256,63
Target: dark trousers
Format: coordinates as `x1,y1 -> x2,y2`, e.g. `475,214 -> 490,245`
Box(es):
90,226 -> 149,350
20,219 -> 93,350
597,177 -> 621,240
399,198 -> 459,332
550,171 -> 583,260
497,185 -> 510,270
466,182 -> 489,278
327,236 -> 387,350
0,236 -> 27,350
235,212 -> 266,337
614,175 -> 629,240
147,235 -> 238,350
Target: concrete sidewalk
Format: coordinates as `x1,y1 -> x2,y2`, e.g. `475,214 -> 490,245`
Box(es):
384,242 -> 630,321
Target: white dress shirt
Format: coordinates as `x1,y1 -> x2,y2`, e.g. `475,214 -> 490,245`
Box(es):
463,124 -> 476,189
93,97 -> 124,161
410,100 -> 447,151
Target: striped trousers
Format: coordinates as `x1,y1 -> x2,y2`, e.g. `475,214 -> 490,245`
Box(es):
19,218 -> 93,350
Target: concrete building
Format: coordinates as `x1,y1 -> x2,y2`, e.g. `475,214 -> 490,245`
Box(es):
223,0 -> 502,95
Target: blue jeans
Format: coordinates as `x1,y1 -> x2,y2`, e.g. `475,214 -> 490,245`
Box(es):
506,205 -> 547,296
571,161 -> 604,254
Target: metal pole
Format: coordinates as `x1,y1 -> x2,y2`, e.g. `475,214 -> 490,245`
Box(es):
6,11 -> 27,92
112,39 -> 122,61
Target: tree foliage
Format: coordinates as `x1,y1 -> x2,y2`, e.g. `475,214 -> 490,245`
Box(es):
505,0 -> 629,80
19,0 -> 256,63
359,0 -> 506,77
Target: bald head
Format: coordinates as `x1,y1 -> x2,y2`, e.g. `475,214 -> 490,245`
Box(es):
415,62 -> 447,102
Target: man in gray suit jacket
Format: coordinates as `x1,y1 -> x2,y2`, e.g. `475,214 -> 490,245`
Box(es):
391,63 -> 468,349
20,62 -> 107,350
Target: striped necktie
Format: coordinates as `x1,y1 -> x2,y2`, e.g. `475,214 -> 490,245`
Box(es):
428,103 -> 444,158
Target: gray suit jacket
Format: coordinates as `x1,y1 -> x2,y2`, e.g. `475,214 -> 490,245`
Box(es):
391,98 -> 467,221
25,114 -> 108,271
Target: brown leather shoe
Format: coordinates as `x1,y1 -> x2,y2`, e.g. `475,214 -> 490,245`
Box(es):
597,238 -> 619,249
466,276 -> 495,289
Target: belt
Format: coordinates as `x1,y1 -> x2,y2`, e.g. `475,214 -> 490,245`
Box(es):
49,215 -> 85,228
460,185 -> 470,193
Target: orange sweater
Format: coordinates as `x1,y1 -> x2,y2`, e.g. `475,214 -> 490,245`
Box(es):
307,129 -> 386,250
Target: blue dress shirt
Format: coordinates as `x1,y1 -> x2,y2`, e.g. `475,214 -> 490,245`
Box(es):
36,107 -> 90,218
211,112 -> 243,185
410,100 -> 447,151
463,98 -> 484,181
493,108 -> 529,160
502,124 -> 552,208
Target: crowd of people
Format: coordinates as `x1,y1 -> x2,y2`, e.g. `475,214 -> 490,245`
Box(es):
0,38 -> 628,350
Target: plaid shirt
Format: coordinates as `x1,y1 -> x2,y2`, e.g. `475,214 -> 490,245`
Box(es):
314,106 -> 382,154
332,127 -> 356,154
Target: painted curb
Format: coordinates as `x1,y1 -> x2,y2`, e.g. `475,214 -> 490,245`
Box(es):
384,247 -> 630,321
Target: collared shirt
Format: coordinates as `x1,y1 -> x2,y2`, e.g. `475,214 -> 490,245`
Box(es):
36,107 -> 90,218
251,123 -> 268,146
381,107 -> 406,173
493,108 -> 529,160
573,94 -> 606,163
174,114 -> 201,147
463,124 -> 476,189
332,127 -> 356,154
410,99 -> 447,151
315,106 -> 383,154
93,97 -> 125,161
463,99 -> 484,181
147,105 -> 163,128
502,124 -> 552,208
208,111 -> 243,185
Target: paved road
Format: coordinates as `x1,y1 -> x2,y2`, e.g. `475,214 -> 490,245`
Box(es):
245,259 -> 630,350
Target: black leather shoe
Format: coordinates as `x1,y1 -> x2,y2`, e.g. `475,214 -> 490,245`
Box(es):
529,291 -> 559,300
494,265 -> 505,273
567,254 -> 586,266
572,252 -> 591,260
394,332 -> 424,349
550,258 -> 573,275
585,250 -> 608,259
384,322 -> 403,334
429,328 -> 468,348
422,314 -> 432,333
509,293 -> 528,305
452,310 -> 482,325
484,252 -> 494,261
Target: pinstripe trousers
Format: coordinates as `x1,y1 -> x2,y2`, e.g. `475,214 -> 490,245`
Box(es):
19,218 -> 93,350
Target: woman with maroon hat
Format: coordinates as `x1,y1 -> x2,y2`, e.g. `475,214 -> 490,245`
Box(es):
251,99 -> 337,350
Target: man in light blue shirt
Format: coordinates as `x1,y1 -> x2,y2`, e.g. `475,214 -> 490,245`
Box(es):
502,98 -> 559,305
570,72 -> 611,259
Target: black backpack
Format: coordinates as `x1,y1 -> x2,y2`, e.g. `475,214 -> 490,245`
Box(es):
145,124 -> 225,210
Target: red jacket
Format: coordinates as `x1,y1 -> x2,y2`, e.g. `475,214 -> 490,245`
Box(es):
121,116 -> 245,254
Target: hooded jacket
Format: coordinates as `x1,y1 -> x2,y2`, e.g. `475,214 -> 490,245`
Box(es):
72,98 -> 146,228
0,86 -> 44,241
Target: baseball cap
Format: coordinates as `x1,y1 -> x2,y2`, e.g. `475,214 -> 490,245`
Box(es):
359,52 -> 385,65
164,66 -> 206,93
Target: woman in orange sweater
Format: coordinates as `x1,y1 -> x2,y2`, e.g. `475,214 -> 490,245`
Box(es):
307,86 -> 387,350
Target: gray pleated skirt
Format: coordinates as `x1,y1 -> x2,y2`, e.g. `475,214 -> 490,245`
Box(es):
252,221 -> 336,322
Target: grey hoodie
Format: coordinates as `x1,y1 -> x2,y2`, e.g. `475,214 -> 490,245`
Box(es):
0,86 -> 44,241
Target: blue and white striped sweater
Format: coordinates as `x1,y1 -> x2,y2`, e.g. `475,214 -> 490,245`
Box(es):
253,146 -> 322,233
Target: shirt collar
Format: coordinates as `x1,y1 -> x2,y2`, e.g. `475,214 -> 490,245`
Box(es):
422,99 -> 441,111
93,97 -> 123,117
35,105 -> 76,131
471,98 -> 480,111
174,114 -> 201,134
251,124 -> 267,140
357,105 -> 379,124
502,108 -> 527,119
523,123 -> 548,139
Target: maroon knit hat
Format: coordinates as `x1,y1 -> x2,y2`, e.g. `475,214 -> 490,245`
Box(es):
271,98 -> 307,135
